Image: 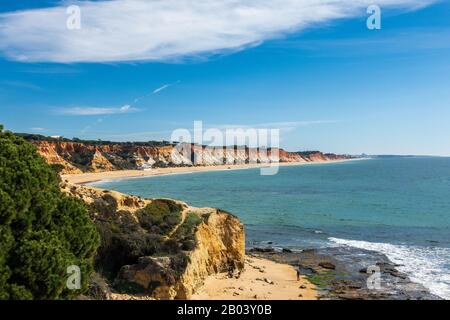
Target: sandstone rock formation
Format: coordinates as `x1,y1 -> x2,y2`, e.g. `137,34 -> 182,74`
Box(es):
63,182 -> 245,300
33,140 -> 352,174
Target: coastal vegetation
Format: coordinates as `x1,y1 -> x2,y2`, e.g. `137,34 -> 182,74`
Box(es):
305,271 -> 347,289
137,200 -> 184,236
15,132 -> 174,147
0,125 -> 100,299
90,197 -> 204,295
0,125 -> 243,299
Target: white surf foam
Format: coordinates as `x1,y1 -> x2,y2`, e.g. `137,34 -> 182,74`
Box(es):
329,237 -> 450,300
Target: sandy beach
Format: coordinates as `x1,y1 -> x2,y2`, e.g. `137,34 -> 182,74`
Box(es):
62,159 -> 360,185
106,256 -> 317,300
60,159 -> 359,300
192,256 -> 317,300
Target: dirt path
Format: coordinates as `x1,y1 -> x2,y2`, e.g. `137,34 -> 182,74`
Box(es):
166,209 -> 188,239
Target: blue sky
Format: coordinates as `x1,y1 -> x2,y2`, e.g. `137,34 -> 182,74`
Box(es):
0,0 -> 449,156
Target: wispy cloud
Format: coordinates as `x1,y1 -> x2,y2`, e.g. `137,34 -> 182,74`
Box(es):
1,80 -> 42,90
93,129 -> 175,140
213,120 -> 341,132
81,118 -> 104,134
56,105 -> 140,116
30,127 -> 46,132
0,0 -> 436,63
270,28 -> 450,56
74,120 -> 339,141
18,66 -> 82,74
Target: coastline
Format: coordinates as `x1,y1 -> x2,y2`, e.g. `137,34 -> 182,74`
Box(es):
60,161 -> 326,300
59,157 -> 444,300
249,246 -> 442,300
192,256 -> 317,300
62,158 -> 364,185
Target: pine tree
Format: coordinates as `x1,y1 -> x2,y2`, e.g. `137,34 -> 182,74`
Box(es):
0,125 -> 99,299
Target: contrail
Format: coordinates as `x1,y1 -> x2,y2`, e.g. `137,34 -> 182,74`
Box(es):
133,80 -> 180,103
80,81 -> 180,135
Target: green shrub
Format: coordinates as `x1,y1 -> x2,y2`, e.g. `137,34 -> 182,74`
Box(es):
161,239 -> 181,254
170,254 -> 190,278
137,200 -> 182,236
0,126 -> 100,300
50,163 -> 65,175
94,220 -> 164,279
201,212 -> 212,224
88,196 -> 202,294
173,212 -> 202,250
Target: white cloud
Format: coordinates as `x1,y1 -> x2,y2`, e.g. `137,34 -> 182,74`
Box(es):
214,120 -> 340,132
56,104 -> 140,116
0,0 -> 436,63
2,80 -> 42,90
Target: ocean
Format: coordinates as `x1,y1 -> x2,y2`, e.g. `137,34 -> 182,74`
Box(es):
93,157 -> 450,299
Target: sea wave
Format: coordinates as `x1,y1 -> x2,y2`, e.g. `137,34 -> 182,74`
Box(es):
329,237 -> 450,300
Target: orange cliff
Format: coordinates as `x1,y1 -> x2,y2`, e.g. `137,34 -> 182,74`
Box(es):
31,140 -> 353,174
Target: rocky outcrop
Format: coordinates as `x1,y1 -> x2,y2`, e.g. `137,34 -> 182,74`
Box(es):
36,141 -> 82,174
298,151 -> 328,162
63,182 -> 245,300
176,210 -> 244,299
32,140 -> 352,174
114,210 -> 244,299
61,182 -> 148,213
250,247 -> 441,300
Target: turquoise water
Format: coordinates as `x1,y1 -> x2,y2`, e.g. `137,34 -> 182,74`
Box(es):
94,158 -> 450,298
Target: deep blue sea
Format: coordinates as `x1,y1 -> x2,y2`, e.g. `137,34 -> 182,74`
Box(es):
93,157 -> 450,299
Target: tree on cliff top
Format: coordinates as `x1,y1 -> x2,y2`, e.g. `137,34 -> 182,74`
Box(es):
0,125 -> 100,300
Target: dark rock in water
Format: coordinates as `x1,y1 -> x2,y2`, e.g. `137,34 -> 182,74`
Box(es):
250,247 -> 275,253
301,248 -> 317,254
282,248 -> 293,253
319,262 -> 336,270
299,267 -> 317,275
337,292 -> 365,300
374,261 -> 408,279
247,246 -> 442,300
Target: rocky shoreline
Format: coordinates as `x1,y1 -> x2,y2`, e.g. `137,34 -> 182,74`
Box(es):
248,246 -> 441,300
61,182 -> 245,300
63,180 -> 441,300
62,178 -> 441,300
64,179 -> 441,300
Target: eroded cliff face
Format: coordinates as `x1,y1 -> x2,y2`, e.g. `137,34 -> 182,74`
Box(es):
33,140 -> 350,174
62,183 -> 245,300
36,141 -> 83,174
175,210 -> 244,299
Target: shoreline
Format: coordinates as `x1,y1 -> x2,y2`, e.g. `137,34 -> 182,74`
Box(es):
59,159 -> 347,300
107,255 -> 319,300
250,247 -> 442,300
60,157 -> 443,300
192,256 -> 317,300
62,158 -> 365,185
